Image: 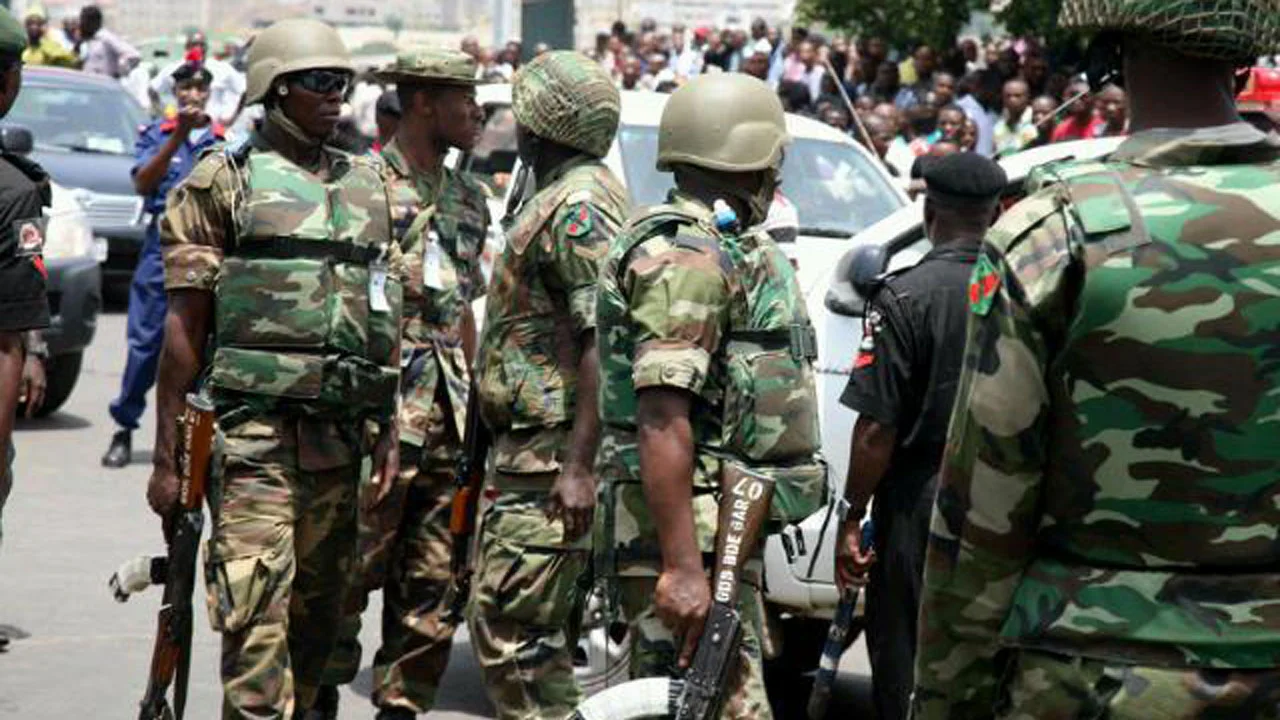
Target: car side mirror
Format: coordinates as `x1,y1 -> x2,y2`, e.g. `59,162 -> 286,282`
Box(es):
848,243 -> 887,298
0,125 -> 33,156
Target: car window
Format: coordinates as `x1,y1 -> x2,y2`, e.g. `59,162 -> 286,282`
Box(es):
11,80 -> 147,156
617,126 -> 902,237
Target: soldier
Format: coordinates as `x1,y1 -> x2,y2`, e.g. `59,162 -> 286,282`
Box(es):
315,49 -> 489,720
595,72 -> 825,719
145,18 -> 403,718
914,1 -> 1280,717
470,50 -> 630,719
0,7 -> 51,653
832,152 -> 1006,720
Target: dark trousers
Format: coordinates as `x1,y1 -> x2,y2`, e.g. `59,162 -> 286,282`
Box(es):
866,472 -> 938,720
108,231 -> 166,431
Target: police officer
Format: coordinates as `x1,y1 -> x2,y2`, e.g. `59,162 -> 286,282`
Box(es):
146,18 -> 402,717
470,50 -> 630,719
0,7 -> 51,653
595,72 -> 826,719
913,1 -> 1280,717
833,152 -> 1006,720
102,53 -> 224,468
316,49 -> 489,720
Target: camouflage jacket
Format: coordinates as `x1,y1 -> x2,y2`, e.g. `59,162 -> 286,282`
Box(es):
475,155 -> 629,474
381,139 -> 489,450
914,123 -> 1280,718
596,192 -> 822,573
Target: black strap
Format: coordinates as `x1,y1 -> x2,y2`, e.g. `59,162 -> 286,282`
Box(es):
228,237 -> 382,265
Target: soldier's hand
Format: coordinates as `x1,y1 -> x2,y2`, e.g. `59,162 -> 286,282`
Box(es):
656,566 -> 711,669
546,463 -> 596,541
835,518 -> 876,594
20,354 -> 45,418
147,466 -> 180,519
367,425 -> 400,510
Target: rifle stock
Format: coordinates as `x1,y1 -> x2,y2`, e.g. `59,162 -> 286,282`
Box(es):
676,461 -> 775,720
444,383 -> 490,620
138,393 -> 215,720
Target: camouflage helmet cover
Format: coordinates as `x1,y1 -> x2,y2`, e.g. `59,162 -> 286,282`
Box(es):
657,73 -> 791,173
512,50 -> 619,158
1059,0 -> 1280,62
244,18 -> 353,105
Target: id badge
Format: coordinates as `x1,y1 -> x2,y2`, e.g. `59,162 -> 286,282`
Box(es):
369,262 -> 391,314
423,232 -> 445,291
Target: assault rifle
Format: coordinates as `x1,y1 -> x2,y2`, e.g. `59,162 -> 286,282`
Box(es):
806,516 -> 875,720
571,462 -> 776,720
109,393 -> 216,720
442,383 -> 491,621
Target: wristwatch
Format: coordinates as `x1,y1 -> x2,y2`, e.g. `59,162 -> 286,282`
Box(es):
836,497 -> 854,521
24,330 -> 49,361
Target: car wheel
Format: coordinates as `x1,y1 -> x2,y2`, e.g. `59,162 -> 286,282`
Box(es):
764,612 -> 829,719
31,351 -> 82,418
574,588 -> 633,697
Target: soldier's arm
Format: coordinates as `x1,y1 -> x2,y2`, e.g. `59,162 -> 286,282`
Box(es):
151,159 -> 228,478
913,207 -> 1073,719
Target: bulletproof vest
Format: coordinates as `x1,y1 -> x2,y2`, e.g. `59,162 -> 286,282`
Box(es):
598,202 -> 824,524
1000,157 -> 1280,666
208,147 -> 402,418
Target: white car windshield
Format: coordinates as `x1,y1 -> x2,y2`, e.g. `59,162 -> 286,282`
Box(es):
616,126 -> 902,237
12,81 -> 147,156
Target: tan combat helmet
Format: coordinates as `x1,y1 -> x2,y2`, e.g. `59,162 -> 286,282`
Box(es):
1060,0 -> 1280,63
244,18 -> 353,106
657,73 -> 791,173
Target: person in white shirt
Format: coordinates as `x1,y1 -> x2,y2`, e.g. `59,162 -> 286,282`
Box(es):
668,24 -> 703,80
76,5 -> 137,78
150,33 -> 245,126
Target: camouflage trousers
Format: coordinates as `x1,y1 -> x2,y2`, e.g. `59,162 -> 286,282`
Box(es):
468,473 -> 592,720
203,415 -> 360,719
616,574 -> 773,720
997,650 -> 1280,719
322,444 -> 457,712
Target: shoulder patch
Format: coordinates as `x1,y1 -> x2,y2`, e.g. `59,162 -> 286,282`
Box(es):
185,152 -> 230,191
968,253 -> 1001,316
563,202 -> 595,239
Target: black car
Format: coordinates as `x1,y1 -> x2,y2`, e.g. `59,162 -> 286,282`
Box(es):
11,67 -> 149,289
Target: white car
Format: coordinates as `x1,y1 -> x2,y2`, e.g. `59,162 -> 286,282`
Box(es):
453,85 -> 910,689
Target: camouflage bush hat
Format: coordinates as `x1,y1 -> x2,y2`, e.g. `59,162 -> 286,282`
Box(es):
1060,0 -> 1280,62
374,48 -> 479,86
512,50 -> 619,158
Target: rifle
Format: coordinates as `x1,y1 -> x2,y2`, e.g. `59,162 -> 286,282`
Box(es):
442,382 -> 491,621
570,461 -> 776,720
806,516 -> 875,720
110,393 -> 216,720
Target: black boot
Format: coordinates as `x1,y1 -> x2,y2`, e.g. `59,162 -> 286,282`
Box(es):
101,430 -> 131,468
0,632 -> 9,652
298,685 -> 339,720
374,707 -> 415,720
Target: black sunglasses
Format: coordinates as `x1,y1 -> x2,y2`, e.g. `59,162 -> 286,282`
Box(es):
290,69 -> 352,96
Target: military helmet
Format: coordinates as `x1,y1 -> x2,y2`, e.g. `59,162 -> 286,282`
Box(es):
1059,0 -> 1280,62
512,50 -> 619,158
244,18 -> 353,106
657,73 -> 791,173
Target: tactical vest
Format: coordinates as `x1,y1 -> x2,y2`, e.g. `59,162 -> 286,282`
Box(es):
209,148 -> 402,419
598,203 -> 825,524
999,157 -> 1280,667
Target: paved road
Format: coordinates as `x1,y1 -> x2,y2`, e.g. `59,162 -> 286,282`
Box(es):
0,310 -> 871,718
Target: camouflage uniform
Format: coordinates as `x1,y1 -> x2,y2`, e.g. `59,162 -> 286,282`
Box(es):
469,51 -> 630,720
912,27 -> 1280,719
595,186 -> 824,719
322,51 -> 492,713
163,100 -> 403,717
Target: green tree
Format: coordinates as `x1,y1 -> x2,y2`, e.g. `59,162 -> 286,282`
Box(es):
385,13 -> 404,40
798,0 -> 982,50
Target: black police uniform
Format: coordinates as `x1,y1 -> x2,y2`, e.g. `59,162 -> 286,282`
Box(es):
838,151 -> 1005,720
0,151 -> 51,334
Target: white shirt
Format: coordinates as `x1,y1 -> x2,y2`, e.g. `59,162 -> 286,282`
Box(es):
151,57 -> 246,125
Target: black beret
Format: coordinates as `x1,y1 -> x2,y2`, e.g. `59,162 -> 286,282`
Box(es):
376,90 -> 401,117
921,152 -> 1007,206
171,63 -> 213,85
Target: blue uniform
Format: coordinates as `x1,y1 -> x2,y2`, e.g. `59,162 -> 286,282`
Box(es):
108,119 -> 223,431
